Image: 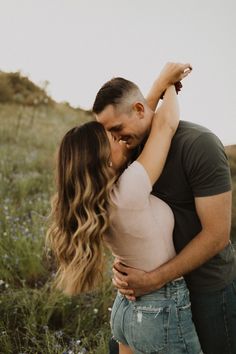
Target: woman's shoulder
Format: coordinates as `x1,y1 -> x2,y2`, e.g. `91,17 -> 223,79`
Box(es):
111,161 -> 152,209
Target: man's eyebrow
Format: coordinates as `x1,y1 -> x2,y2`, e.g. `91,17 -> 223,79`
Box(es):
109,124 -> 123,132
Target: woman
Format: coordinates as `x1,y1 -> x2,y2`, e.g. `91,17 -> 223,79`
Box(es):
47,68 -> 202,353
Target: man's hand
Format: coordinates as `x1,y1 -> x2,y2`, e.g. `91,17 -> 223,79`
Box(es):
112,191 -> 232,301
112,262 -> 159,301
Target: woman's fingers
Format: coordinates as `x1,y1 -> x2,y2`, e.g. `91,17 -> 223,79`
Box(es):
180,66 -> 192,80
182,63 -> 193,71
173,63 -> 192,83
181,71 -> 191,79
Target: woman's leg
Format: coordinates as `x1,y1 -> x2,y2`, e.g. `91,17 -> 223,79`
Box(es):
119,343 -> 133,354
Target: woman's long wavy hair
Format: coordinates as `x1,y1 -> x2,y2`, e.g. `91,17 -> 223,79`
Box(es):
46,121 -> 115,296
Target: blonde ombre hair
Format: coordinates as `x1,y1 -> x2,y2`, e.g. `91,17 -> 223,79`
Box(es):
46,121 -> 115,295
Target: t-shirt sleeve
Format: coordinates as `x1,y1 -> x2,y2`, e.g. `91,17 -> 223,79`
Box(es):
184,132 -> 232,197
112,161 -> 152,209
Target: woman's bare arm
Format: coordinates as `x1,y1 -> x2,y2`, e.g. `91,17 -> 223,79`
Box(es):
137,85 -> 179,185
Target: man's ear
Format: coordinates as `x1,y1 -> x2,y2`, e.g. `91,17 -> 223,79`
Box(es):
133,102 -> 145,118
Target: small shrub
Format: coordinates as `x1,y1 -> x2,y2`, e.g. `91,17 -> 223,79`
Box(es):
0,73 -> 14,102
0,71 -> 53,106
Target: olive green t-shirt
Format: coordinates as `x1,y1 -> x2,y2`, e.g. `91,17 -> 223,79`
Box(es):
152,120 -> 236,292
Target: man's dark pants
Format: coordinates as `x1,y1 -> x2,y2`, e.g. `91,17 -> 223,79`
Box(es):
109,278 -> 236,354
190,278 -> 236,354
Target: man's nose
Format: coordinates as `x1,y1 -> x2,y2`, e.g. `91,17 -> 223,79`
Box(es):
112,133 -> 122,142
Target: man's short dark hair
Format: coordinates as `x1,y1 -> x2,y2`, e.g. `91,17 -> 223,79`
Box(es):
92,77 -> 139,114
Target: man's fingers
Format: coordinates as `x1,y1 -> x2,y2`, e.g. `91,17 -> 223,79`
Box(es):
113,267 -> 128,282
113,262 -> 129,275
125,295 -> 136,301
112,276 -> 135,296
112,275 -> 128,288
118,288 -> 135,296
112,278 -> 127,289
112,268 -> 129,287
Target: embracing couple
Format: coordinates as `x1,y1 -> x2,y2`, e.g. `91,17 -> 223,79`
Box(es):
47,63 -> 236,354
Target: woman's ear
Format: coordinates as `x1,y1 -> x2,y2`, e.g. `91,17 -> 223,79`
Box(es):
133,102 -> 145,118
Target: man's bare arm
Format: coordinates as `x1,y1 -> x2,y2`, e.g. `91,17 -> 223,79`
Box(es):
113,191 -> 232,298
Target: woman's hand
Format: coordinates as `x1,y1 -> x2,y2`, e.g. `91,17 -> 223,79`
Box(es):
158,62 -> 192,89
146,62 -> 192,110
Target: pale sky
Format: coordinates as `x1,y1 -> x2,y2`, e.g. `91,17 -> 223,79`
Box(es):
0,0 -> 236,144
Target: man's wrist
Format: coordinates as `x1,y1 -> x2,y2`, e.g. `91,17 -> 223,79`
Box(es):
147,262 -> 176,291
145,269 -> 164,292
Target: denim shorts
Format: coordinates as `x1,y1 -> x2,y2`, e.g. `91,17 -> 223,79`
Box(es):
110,278 -> 203,353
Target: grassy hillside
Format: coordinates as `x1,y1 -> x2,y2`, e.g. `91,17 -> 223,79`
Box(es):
0,73 -> 235,353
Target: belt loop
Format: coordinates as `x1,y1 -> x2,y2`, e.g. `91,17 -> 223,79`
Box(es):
165,282 -> 170,298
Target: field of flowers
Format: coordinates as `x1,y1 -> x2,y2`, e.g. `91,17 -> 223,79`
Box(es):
0,101 -> 235,354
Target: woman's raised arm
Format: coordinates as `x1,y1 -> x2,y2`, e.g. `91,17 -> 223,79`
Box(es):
137,84 -> 180,185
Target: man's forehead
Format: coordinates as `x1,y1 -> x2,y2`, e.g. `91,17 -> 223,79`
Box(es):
96,105 -> 120,129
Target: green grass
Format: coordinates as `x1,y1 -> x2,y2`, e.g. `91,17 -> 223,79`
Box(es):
0,102 -> 235,354
0,103 -> 114,354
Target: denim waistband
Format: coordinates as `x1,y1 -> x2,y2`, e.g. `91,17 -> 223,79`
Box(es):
130,277 -> 187,301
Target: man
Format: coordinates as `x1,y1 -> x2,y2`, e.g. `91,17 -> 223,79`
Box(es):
93,63 -> 236,354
